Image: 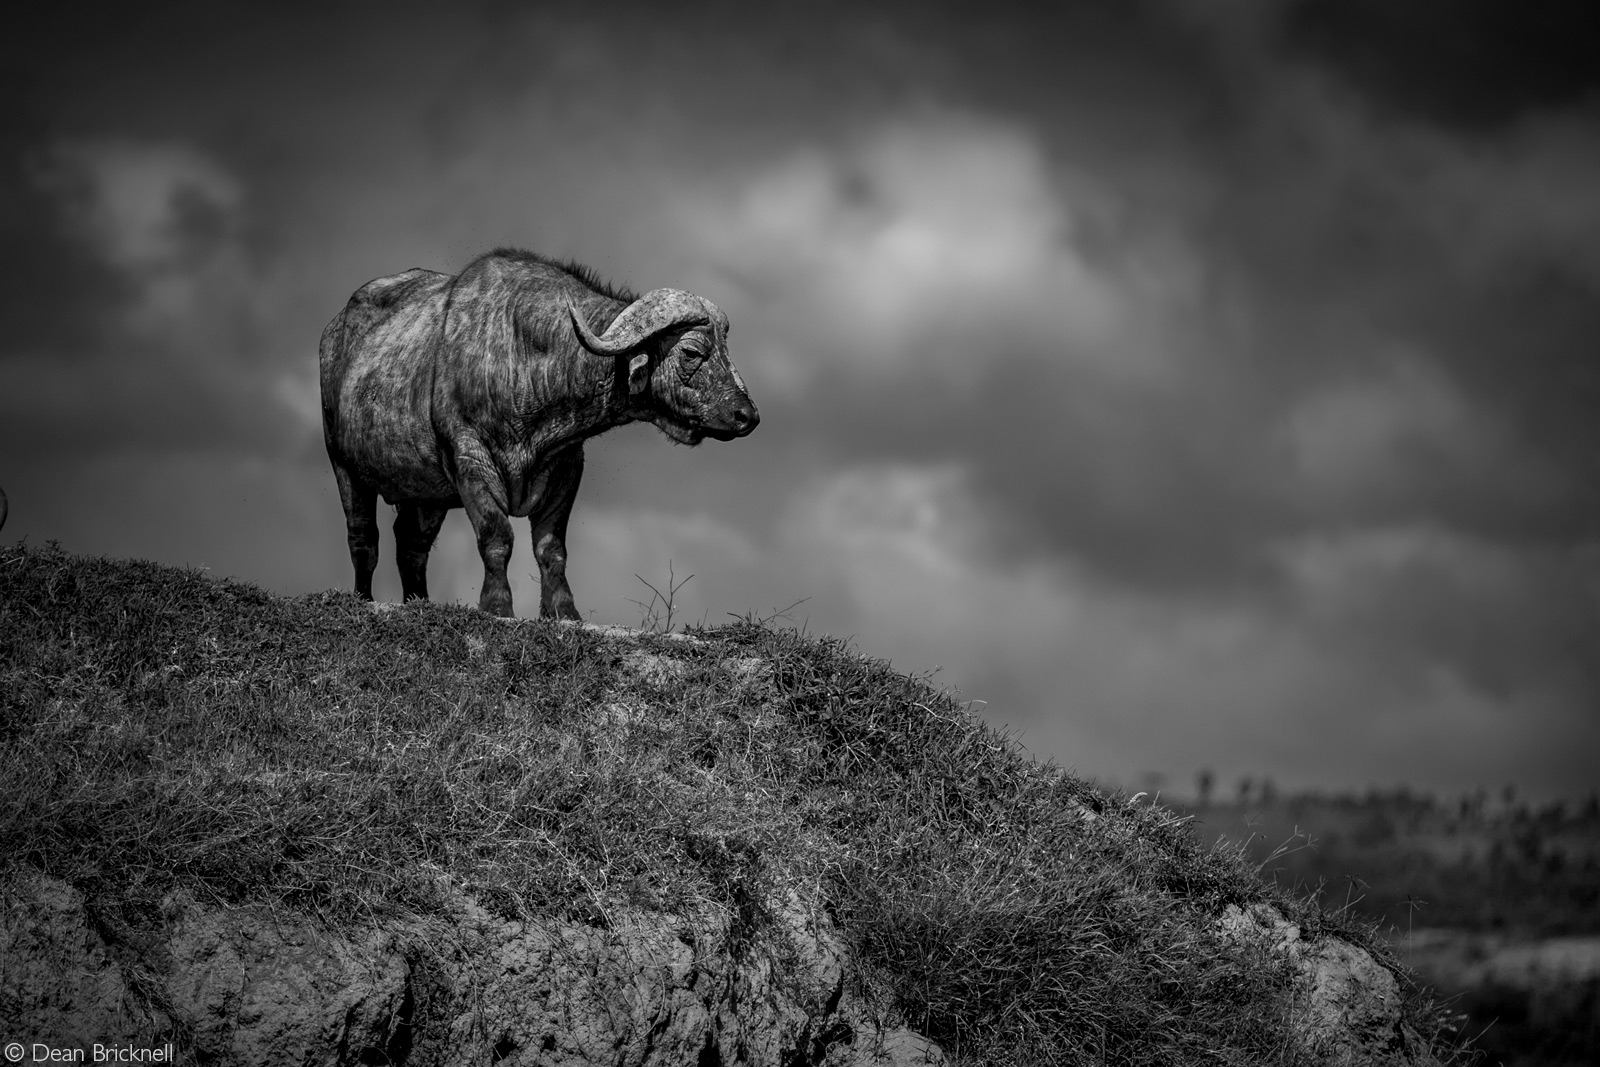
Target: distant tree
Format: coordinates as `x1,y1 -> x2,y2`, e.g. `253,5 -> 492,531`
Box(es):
1237,776 -> 1253,805
1196,769 -> 1215,809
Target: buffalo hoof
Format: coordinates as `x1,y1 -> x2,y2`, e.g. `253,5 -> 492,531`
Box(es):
479,593 -> 515,618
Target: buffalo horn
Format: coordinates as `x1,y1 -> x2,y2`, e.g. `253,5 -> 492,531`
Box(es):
569,288 -> 711,356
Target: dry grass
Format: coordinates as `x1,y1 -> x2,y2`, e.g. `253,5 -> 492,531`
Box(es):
0,541 -> 1470,1065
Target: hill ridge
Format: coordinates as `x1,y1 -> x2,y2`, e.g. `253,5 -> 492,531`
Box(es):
0,542 -> 1463,1065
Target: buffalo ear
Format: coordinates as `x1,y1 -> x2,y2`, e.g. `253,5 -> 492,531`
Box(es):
628,351 -> 652,395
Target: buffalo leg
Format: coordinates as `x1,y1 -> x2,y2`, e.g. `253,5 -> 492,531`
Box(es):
530,448 -> 584,621
457,480 -> 516,617
394,504 -> 450,601
332,462 -> 380,600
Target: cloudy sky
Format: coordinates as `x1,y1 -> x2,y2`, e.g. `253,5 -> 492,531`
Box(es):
4,1 -> 1596,801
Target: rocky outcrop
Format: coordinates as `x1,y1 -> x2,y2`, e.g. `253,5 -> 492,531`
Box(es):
1218,903 -> 1443,1067
2,872 -> 412,1064
1,870 -> 944,1066
5,870 -> 1441,1066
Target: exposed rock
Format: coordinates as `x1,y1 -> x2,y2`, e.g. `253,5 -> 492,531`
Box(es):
161,896 -> 410,1064
1218,903 -> 1441,1067
1,871 -> 410,1063
1,875 -> 150,1048
1,869 -> 942,1067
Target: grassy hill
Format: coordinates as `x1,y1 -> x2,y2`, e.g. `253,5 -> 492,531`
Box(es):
0,541 -> 1469,1065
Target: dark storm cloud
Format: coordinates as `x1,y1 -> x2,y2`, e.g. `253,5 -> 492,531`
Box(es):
1111,5 -> 1599,556
657,0 -> 1599,801
0,176 -> 134,360
685,21 -> 1597,591
0,132 -> 297,458
740,355 -> 1293,596
1283,0 -> 1600,130
0,35 -> 134,360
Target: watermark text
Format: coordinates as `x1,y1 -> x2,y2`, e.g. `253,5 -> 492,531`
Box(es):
2,1044 -> 175,1063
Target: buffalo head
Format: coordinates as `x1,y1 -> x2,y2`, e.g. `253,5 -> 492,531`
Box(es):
570,289 -> 759,445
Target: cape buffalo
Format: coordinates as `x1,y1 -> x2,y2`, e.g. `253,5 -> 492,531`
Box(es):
319,248 -> 759,619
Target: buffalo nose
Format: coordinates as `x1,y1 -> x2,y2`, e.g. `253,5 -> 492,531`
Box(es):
731,403 -> 760,435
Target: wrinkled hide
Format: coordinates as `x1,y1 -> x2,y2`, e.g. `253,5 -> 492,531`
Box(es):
319,249 -> 759,618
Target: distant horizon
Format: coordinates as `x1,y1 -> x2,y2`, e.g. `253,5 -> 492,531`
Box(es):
3,1 -> 1596,803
